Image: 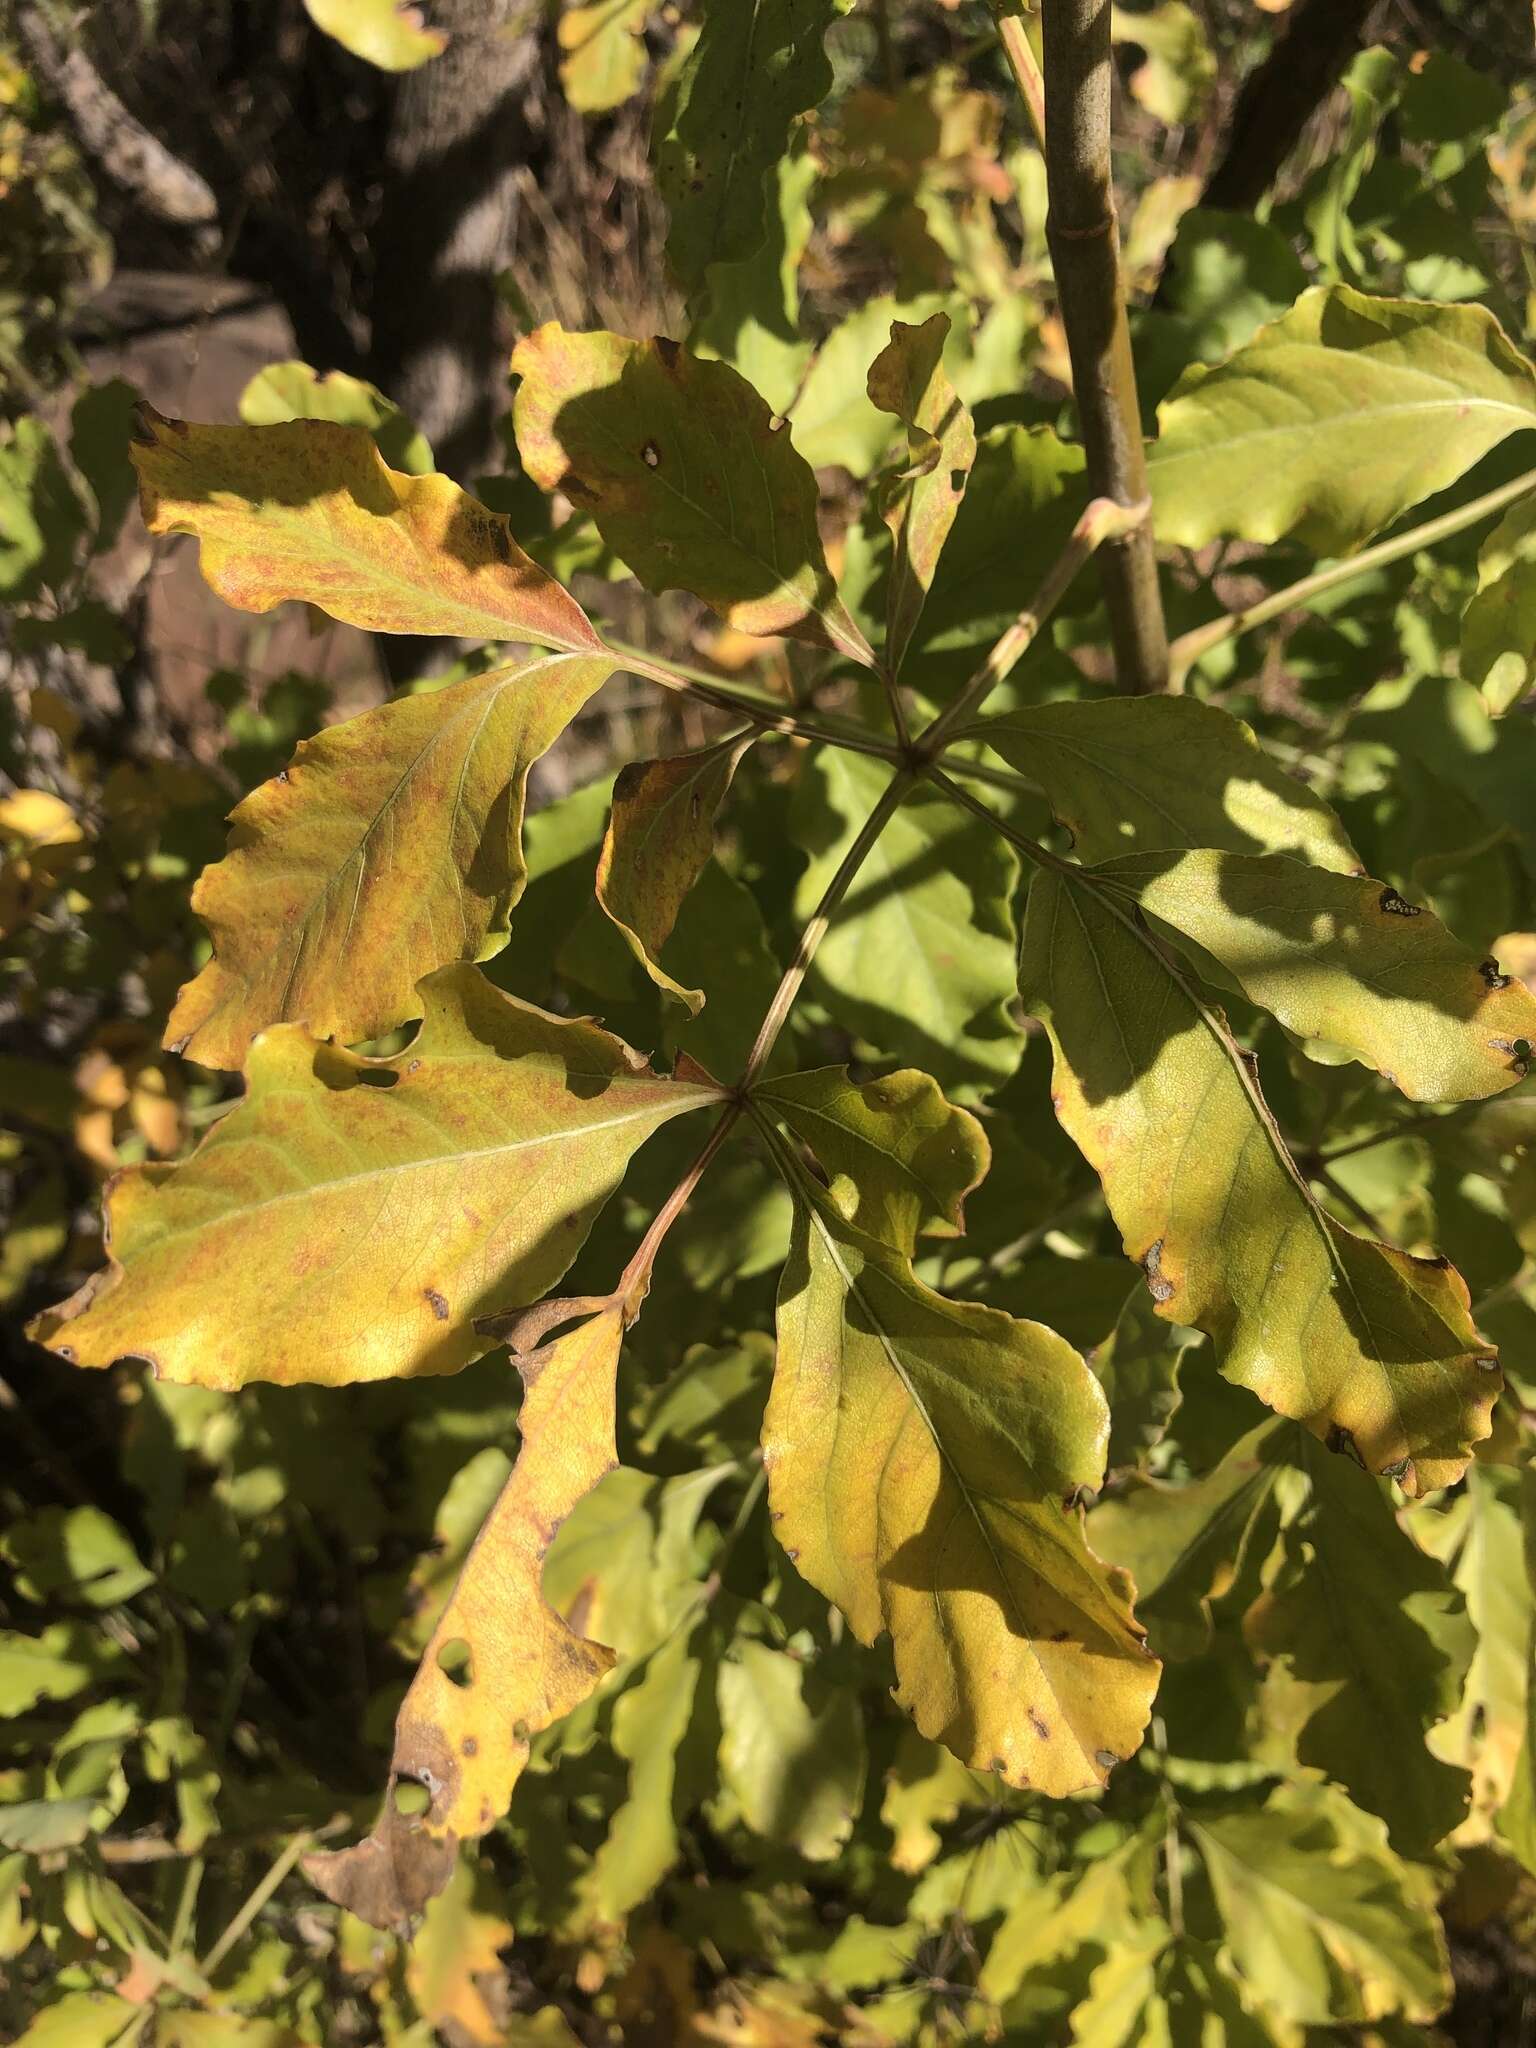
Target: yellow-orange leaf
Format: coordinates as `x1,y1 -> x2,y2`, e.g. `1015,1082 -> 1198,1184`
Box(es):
33,970 -> 718,1391
131,406 -> 600,651
166,653 -> 615,1069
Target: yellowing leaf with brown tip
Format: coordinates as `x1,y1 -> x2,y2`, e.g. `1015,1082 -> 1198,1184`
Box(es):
1021,868 -> 1499,1494
511,326 -> 875,666
167,653 -> 615,1070
32,969 -> 719,1391
309,1312 -> 623,1929
595,734 -> 754,1014
766,1168 -> 1158,1794
131,406 -> 600,651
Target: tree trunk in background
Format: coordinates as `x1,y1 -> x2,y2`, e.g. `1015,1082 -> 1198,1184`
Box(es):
368,0 -> 539,485
1201,0 -> 1376,213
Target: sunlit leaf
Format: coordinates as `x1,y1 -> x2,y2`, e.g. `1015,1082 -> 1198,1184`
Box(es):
1186,1781 -> 1452,2025
132,407 -> 600,649
973,695 -> 1359,869
511,326 -> 873,664
754,1062 -> 989,1254
406,1855 -> 516,2046
1021,869 -> 1499,1491
766,1169 -> 1159,1794
302,0 -> 445,70
239,360 -> 432,473
1245,1427 -> 1474,1853
307,1310 -> 622,1926
34,971 -> 718,1390
596,735 -> 754,1015
1105,847 -> 1536,1102
165,653 -> 614,1069
866,312 -> 977,674
558,0 -> 649,115
1148,286 -> 1536,551
654,0 -> 836,294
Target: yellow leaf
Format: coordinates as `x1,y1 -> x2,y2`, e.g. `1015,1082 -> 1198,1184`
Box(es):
33,970 -> 719,1391
308,1311 -> 624,1924
166,652 -> 615,1069
405,1856 -> 514,2043
302,0 -> 446,71
131,407 -> 601,651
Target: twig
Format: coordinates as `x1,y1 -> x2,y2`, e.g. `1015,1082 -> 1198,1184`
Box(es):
617,1105 -> 743,1318
199,1818 -> 347,1979
1039,0 -> 1169,692
739,769 -> 918,1090
607,642 -> 903,761
919,493 -> 1150,751
989,2 -> 1047,150
1167,466 -> 1536,689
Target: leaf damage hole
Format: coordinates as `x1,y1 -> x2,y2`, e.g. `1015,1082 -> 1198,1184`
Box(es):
641,440 -> 661,469
436,1637 -> 473,1688
1478,957 -> 1512,991
1377,887 -> 1422,917
392,1776 -> 431,1818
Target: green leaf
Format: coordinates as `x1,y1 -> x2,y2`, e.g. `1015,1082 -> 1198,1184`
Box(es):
880,1724 -> 987,1874
132,407 -> 600,650
973,696 -> 1359,869
596,735 -> 754,1015
1245,1428 -> 1474,1853
766,1171 -> 1159,1794
1148,286 -> 1536,551
754,1063 -> 989,1255
792,750 -> 1023,1098
655,0 -> 836,295
0,1622 -> 123,1717
239,360 -> 432,473
301,0 -> 445,69
1,1507 -> 153,1608
1093,1285 -> 1194,1471
1020,869 -> 1498,1492
980,1835 -> 1153,2005
558,0 -> 649,115
33,970 -> 718,1390
867,312 -> 978,676
1103,847 -> 1536,1102
1111,3 -> 1215,126
1185,1781 -> 1452,2025
717,1639 -> 866,1861
1462,490 -> 1536,714
511,327 -> 874,665
13,1995 -> 145,2048
166,653 -> 615,1069
1068,1935 -> 1299,2048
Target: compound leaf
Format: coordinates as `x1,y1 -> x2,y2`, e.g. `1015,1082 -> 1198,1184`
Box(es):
1021,870 -> 1498,1492
33,970 -> 718,1390
1245,1427 -> 1474,1854
655,0 -> 836,294
1186,1781 -> 1452,2025
596,734 -> 754,1014
1147,286 -> 1536,552
306,1310 -> 624,1927
1104,847 -> 1536,1103
766,1172 -> 1159,1795
511,326 -> 873,664
167,653 -> 616,1069
973,696 -> 1358,870
754,1063 -> 989,1255
132,407 -> 599,650
867,312 -> 977,675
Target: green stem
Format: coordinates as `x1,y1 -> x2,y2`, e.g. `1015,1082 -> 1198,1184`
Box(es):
919,492 -> 1150,752
739,768 -> 918,1091
1166,465 -> 1536,689
618,1103 -> 742,1318
199,1818 -> 345,1980
989,1 -> 1047,150
1039,0 -> 1169,693
607,640 -> 902,761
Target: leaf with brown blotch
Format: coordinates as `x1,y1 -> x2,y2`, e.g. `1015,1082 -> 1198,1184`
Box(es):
867,313 -> 977,676
1020,868 -> 1500,1494
166,653 -> 615,1070
1100,847 -> 1536,1104
596,734 -> 755,1014
31,968 -> 720,1391
766,1165 -> 1159,1794
510,326 -> 875,666
307,1310 -> 623,1929
131,405 -> 601,651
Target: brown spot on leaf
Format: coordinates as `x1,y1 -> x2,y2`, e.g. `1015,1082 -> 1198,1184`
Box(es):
1479,958 -> 1512,991
1378,886 -> 1421,917
461,1736 -> 478,1757
1095,1750 -> 1120,1773
1142,1238 -> 1175,1304
1028,1709 -> 1050,1740
641,440 -> 661,469
1325,1423 -> 1367,1467
424,1289 -> 449,1321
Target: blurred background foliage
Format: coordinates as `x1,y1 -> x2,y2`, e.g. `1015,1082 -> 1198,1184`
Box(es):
6,0 -> 1536,2041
